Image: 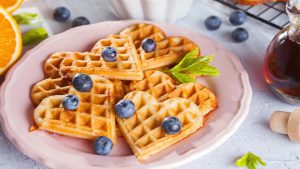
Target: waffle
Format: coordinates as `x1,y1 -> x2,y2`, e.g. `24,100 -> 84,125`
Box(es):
137,36 -> 199,70
120,23 -> 199,70
116,91 -> 204,161
44,52 -> 71,79
33,76 -> 117,142
62,34 -> 143,80
167,83 -> 218,116
120,23 -> 167,49
129,70 -> 218,115
31,77 -> 71,105
129,70 -> 177,101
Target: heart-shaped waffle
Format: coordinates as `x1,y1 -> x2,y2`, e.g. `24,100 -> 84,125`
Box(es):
119,23 -> 199,70
129,70 -> 218,116
129,70 -> 177,101
44,52 -> 72,79
137,36 -> 199,70
167,83 -> 218,116
59,34 -> 143,80
31,76 -> 125,106
116,91 -> 204,161
33,76 -> 117,142
31,77 -> 71,106
119,23 -> 167,49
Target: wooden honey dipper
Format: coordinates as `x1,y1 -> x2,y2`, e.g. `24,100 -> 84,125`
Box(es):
270,108 -> 300,142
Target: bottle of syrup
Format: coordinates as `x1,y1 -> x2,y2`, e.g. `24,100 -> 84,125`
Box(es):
264,0 -> 300,104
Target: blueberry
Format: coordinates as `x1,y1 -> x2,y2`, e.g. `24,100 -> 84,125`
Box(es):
72,73 -> 93,92
115,99 -> 135,119
53,6 -> 71,22
72,16 -> 90,27
229,11 -> 247,26
93,136 -> 113,155
161,116 -> 182,135
101,47 -> 117,62
62,95 -> 79,110
205,16 -> 222,31
141,38 -> 156,52
231,27 -> 249,43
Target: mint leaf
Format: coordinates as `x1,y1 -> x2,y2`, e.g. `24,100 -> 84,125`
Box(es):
171,71 -> 195,83
236,153 -> 249,167
169,47 -> 220,83
171,48 -> 199,72
22,28 -> 48,46
13,13 -> 41,25
194,54 -> 215,64
252,153 -> 266,166
185,63 -> 220,76
236,152 -> 266,169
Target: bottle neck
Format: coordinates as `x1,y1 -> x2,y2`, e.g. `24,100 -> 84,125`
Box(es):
287,0 -> 300,41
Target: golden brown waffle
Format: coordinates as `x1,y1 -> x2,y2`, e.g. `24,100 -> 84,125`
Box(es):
120,23 -> 167,49
44,52 -> 71,79
62,35 -> 143,80
116,91 -> 204,161
31,77 -> 71,106
129,70 -> 177,101
129,70 -> 218,115
137,36 -> 199,70
33,76 -> 117,142
167,83 -> 218,116
120,23 -> 199,70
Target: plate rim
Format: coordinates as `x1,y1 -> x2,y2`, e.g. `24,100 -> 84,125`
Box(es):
0,19 -> 252,169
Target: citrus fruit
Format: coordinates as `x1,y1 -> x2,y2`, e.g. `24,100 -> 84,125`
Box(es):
0,6 -> 22,75
0,0 -> 24,13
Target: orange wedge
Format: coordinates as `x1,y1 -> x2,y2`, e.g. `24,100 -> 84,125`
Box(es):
0,0 -> 24,13
0,6 -> 22,76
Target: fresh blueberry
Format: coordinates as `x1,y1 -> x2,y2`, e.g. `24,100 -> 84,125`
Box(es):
72,16 -> 90,27
141,38 -> 156,52
229,11 -> 247,26
53,6 -> 71,22
72,73 -> 93,92
115,99 -> 135,119
231,27 -> 249,43
62,95 -> 79,110
101,47 -> 117,62
205,16 -> 222,31
93,136 -> 113,155
161,116 -> 182,135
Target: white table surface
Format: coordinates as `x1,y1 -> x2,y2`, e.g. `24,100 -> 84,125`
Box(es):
1,0 -> 299,169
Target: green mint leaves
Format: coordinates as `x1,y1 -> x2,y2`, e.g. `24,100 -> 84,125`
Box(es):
170,48 -> 220,83
236,152 -> 267,169
22,28 -> 48,46
13,13 -> 41,25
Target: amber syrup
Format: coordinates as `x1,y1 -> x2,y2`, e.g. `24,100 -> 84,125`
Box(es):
264,28 -> 300,104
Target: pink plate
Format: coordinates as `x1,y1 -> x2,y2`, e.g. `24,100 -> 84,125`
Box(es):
0,20 -> 252,169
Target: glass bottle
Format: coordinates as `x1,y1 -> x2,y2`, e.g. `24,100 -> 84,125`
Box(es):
264,0 -> 300,104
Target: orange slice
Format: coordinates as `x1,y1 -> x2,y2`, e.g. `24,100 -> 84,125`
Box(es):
0,6 -> 22,75
0,0 -> 24,13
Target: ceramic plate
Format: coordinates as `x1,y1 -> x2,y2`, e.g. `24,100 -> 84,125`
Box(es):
0,20 -> 252,169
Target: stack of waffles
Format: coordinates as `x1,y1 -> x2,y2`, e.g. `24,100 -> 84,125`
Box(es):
31,23 -> 218,161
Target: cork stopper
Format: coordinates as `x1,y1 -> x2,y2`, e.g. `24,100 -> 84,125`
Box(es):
269,108 -> 300,142
270,111 -> 290,134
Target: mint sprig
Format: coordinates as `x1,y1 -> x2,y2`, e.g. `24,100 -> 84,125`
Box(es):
170,48 -> 220,83
22,28 -> 48,46
13,13 -> 41,25
236,152 -> 267,169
